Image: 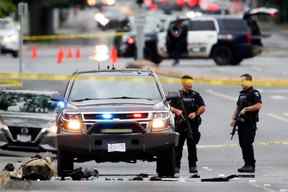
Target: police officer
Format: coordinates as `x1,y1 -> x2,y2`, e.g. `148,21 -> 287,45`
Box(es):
230,73 -> 262,173
170,75 -> 206,175
166,19 -> 188,66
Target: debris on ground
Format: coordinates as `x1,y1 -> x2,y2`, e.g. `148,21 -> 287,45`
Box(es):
0,154 -> 56,190
64,167 -> 99,181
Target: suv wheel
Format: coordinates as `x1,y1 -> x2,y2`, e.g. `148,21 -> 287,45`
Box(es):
12,51 -> 19,58
231,57 -> 243,66
212,46 -> 232,66
156,146 -> 176,177
57,151 -> 74,178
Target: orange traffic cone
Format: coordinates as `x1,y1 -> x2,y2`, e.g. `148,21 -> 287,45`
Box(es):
76,48 -> 81,60
57,48 -> 64,64
67,48 -> 73,59
31,47 -> 38,59
110,47 -> 118,65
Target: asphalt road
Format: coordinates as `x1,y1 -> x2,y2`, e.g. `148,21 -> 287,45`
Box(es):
0,33 -> 288,191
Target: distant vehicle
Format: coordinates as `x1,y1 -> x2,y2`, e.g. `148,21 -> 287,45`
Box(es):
0,90 -> 58,152
0,18 -> 19,58
54,70 -> 179,178
114,12 -> 173,64
156,8 -> 277,66
95,6 -> 129,31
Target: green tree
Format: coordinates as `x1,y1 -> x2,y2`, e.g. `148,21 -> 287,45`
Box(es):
0,0 -> 16,17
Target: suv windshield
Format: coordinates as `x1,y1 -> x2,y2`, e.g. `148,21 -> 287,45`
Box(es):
0,91 -> 57,113
69,75 -> 163,102
217,18 -> 249,33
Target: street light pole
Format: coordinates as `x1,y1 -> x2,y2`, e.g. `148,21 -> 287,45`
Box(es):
18,2 -> 28,74
135,0 -> 145,60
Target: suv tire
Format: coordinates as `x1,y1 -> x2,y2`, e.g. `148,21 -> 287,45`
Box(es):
156,146 -> 176,177
212,46 -> 233,66
231,57 -> 243,66
12,51 -> 18,58
57,151 -> 74,178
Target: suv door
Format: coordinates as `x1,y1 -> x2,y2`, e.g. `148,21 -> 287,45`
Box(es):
186,19 -> 218,57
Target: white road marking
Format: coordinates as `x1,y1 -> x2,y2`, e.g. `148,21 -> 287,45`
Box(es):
202,166 -> 213,172
206,89 -> 237,102
283,113 -> 288,117
270,95 -> 287,100
260,89 -> 288,94
267,113 -> 288,123
280,189 -> 288,192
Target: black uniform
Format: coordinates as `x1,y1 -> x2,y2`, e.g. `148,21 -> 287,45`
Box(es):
166,23 -> 188,64
171,89 -> 205,171
236,87 -> 262,167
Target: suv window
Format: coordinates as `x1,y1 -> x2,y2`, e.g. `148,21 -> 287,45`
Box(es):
187,20 -> 216,31
217,18 -> 249,33
69,75 -> 163,102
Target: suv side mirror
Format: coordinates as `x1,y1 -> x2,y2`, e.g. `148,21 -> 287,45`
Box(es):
166,91 -> 179,101
51,95 -> 66,111
51,95 -> 64,102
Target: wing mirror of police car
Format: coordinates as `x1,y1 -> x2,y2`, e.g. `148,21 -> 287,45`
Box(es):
51,95 -> 64,102
165,91 -> 180,101
51,95 -> 66,111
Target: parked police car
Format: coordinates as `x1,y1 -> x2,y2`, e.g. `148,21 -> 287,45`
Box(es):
0,90 -> 58,152
55,70 -> 179,177
157,15 -> 263,66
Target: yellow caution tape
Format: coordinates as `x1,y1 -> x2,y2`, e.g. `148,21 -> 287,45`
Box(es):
0,72 -> 288,87
0,79 -> 22,87
23,32 -> 125,41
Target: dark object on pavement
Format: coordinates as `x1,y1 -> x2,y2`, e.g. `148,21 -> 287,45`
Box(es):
190,174 -> 200,178
137,173 -> 149,178
63,168 -> 99,180
131,176 -> 144,181
3,164 -> 15,172
150,176 -> 162,181
201,174 -> 255,182
21,156 -> 55,181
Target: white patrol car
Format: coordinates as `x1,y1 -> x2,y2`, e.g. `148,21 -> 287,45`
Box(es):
157,15 -> 262,66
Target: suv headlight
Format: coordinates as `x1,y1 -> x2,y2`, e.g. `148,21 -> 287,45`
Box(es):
62,113 -> 85,133
151,112 -> 171,132
152,112 -> 169,119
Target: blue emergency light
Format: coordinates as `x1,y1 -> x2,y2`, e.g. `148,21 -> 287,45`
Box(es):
57,101 -> 65,109
102,113 -> 113,119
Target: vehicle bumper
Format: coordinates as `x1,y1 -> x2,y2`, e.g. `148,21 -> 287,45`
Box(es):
57,133 -> 179,161
0,128 -> 56,152
234,44 -> 262,59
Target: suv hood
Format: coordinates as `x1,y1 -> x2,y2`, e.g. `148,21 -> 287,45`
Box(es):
0,111 -> 56,128
64,99 -> 168,113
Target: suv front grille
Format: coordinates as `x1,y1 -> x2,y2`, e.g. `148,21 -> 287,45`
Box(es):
8,126 -> 42,142
83,113 -> 149,120
87,122 -> 147,134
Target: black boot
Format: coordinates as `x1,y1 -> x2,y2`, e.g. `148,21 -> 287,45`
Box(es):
189,166 -> 198,174
238,165 -> 255,173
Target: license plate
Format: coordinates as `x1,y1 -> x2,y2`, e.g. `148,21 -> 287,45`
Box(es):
108,143 -> 126,152
17,134 -> 31,142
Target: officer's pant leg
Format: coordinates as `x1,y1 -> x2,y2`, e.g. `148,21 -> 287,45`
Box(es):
186,136 -> 197,168
187,131 -> 201,168
238,122 -> 256,166
175,133 -> 186,169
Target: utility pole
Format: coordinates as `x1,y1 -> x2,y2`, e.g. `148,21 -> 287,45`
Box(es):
135,0 -> 145,60
18,2 -> 28,74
